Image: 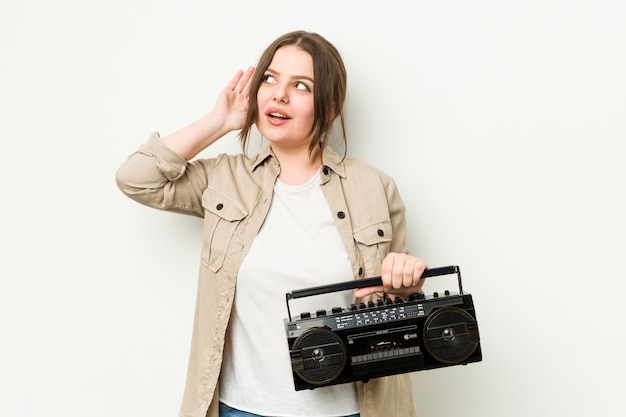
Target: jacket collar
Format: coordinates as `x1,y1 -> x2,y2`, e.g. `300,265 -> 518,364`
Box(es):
251,145 -> 274,171
251,145 -> 346,179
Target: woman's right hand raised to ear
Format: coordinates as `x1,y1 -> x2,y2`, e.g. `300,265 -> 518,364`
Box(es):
213,66 -> 256,133
162,66 -> 255,160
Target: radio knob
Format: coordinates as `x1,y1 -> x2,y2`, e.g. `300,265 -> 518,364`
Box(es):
433,292 -> 439,298
394,296 -> 403,304
359,302 -> 367,310
385,298 -> 393,305
367,301 -> 375,308
444,290 -> 450,296
316,309 -> 327,317
409,293 -> 425,301
350,303 -> 357,311
300,312 -> 311,319
376,299 -> 384,307
332,306 -> 343,314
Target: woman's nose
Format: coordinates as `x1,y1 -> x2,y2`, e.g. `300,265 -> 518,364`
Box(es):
273,84 -> 288,103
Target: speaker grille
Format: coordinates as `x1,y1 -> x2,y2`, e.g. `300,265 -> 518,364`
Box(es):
423,307 -> 480,364
291,327 -> 347,385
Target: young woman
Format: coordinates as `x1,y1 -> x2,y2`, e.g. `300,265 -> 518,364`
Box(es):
116,30 -> 427,417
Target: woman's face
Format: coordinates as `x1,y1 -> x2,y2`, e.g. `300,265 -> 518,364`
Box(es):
255,45 -> 315,151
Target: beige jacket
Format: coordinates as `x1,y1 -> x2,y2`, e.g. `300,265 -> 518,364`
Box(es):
116,133 -> 418,417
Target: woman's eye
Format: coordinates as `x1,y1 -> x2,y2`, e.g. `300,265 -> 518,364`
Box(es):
295,81 -> 310,91
262,74 -> 277,84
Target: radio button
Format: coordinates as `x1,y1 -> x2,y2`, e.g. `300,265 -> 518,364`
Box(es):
409,293 -> 426,301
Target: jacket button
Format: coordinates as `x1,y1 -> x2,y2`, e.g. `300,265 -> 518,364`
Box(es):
377,229 -> 384,237
337,211 -> 345,219
358,267 -> 363,276
323,167 -> 329,175
216,203 -> 224,210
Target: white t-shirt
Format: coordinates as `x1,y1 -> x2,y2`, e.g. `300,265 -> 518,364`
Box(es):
219,171 -> 359,416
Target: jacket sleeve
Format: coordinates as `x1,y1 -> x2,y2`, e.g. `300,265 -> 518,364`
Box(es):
115,132 -> 210,218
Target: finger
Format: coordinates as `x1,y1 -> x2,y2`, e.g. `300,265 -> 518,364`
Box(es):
402,258 -> 415,288
391,263 -> 405,291
412,260 -> 428,290
380,254 -> 396,290
226,69 -> 245,93
414,259 -> 428,280
240,66 -> 255,94
354,285 -> 384,299
234,66 -> 255,97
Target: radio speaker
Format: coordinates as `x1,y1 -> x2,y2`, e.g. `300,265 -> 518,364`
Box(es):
423,306 -> 480,364
290,327 -> 348,385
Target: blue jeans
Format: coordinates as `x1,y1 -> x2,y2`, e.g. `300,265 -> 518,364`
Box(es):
219,402 -> 360,417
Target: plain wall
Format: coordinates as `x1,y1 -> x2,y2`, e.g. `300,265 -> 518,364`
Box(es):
1,1 -> 625,416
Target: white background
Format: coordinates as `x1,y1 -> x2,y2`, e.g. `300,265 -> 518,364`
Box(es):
1,1 -> 625,416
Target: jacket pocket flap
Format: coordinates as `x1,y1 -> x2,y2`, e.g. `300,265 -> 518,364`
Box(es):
202,189 -> 248,221
353,220 -> 393,245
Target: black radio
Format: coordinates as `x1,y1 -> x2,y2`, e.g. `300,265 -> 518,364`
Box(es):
284,265 -> 482,391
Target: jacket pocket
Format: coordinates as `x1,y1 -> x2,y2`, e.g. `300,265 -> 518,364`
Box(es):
353,219 -> 393,277
201,189 -> 248,273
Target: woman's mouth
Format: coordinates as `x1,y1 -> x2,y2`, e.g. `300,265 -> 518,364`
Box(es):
269,112 -> 288,119
267,110 -> 291,120
265,108 -> 291,125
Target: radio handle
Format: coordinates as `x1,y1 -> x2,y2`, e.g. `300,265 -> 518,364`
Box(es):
287,265 -> 461,300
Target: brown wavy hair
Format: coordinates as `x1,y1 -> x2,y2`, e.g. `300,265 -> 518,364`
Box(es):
238,31 -> 347,157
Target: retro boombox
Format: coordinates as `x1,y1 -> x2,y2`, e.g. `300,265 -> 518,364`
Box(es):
284,265 -> 481,390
